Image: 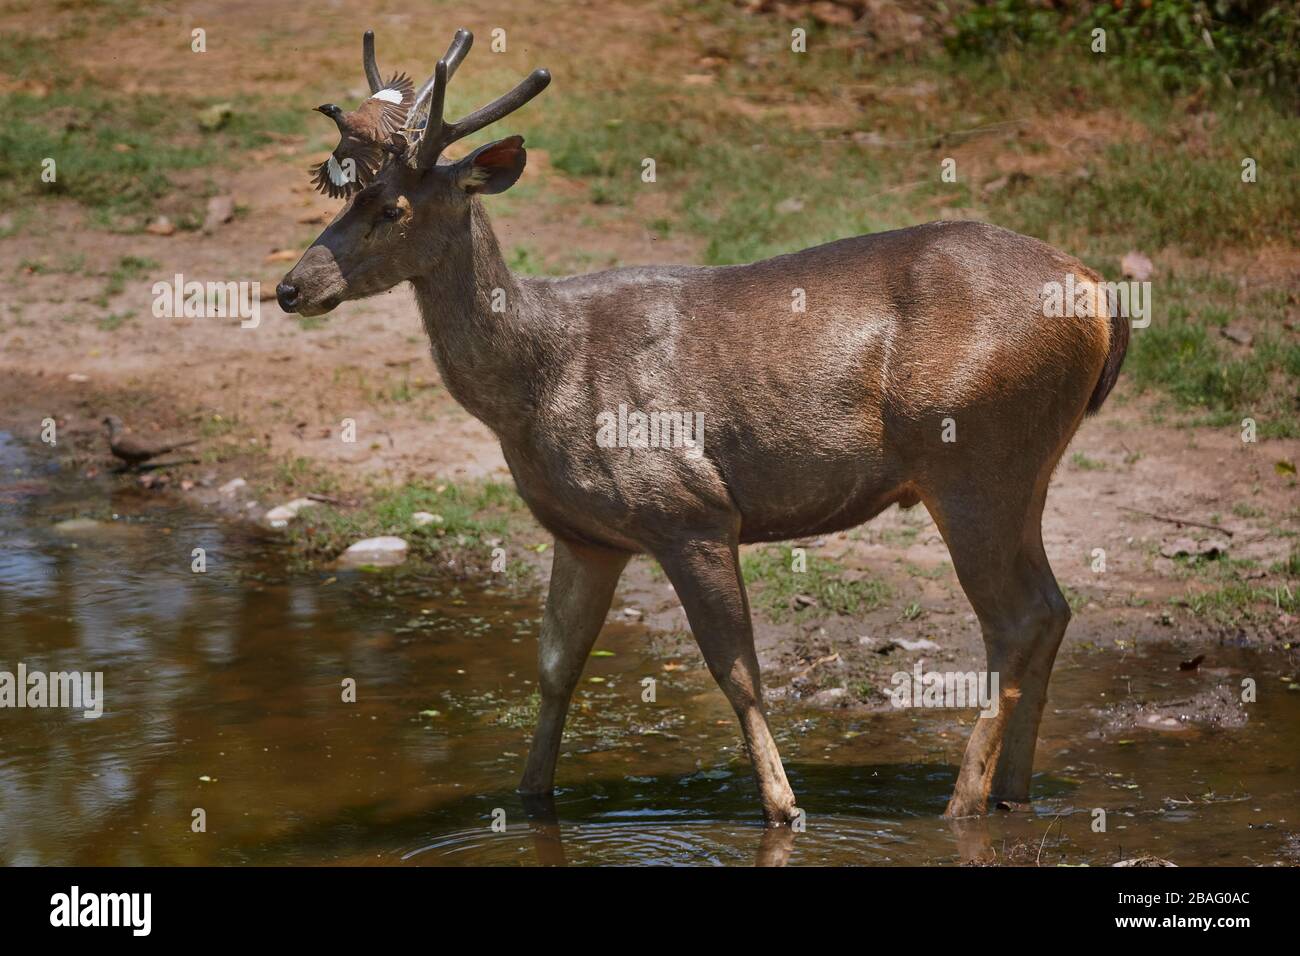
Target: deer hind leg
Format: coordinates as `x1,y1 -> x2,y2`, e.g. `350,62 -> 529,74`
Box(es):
655,535 -> 799,827
519,538 -> 629,796
924,480 -> 1070,818
988,524 -> 1071,809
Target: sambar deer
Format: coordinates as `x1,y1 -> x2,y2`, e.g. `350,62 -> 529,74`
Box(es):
278,29 -> 1127,825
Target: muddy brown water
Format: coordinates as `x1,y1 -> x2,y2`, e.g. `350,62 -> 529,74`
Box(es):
0,432 -> 1296,866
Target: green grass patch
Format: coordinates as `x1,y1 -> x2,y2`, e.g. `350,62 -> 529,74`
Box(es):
949,1 -> 1300,101
288,479 -> 526,563
741,544 -> 889,621
1070,452 -> 1107,471
1124,289 -> 1299,438
0,90 -> 308,224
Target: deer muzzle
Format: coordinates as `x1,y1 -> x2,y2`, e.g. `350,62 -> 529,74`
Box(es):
278,244 -> 347,316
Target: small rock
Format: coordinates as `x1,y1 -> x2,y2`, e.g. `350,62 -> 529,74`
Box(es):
809,686 -> 849,707
145,216 -> 176,236
338,536 -> 409,569
792,593 -> 817,609
218,477 -> 247,496
265,497 -> 319,527
896,638 -> 941,652
1219,325 -> 1253,346
775,197 -> 805,214
53,518 -> 102,533
1121,251 -> 1154,281
622,606 -> 643,620
202,195 -> 235,234
850,130 -> 887,147
411,511 -> 444,527
66,373 -> 89,383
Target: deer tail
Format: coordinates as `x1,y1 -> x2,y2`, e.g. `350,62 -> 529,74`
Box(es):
1086,282 -> 1129,416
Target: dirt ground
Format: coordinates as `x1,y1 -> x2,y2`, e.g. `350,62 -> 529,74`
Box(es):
2,0 -> 1297,711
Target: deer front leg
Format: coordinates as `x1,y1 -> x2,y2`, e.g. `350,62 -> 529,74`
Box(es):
519,538 -> 629,796
656,536 -> 799,827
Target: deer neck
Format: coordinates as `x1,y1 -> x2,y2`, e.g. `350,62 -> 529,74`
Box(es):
411,201 -> 560,442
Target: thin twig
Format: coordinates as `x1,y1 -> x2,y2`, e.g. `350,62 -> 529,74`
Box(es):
306,493 -> 356,507
1036,813 -> 1064,867
1117,506 -> 1235,537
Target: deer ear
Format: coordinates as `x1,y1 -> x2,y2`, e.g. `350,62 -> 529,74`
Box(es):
451,135 -> 527,194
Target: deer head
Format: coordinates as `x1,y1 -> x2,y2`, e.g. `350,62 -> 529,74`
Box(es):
276,29 -> 550,316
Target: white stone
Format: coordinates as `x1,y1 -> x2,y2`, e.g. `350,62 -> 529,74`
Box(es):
265,498 -> 319,526
219,478 -> 247,496
411,511 -> 443,527
338,536 -> 408,569
896,638 -> 941,652
53,518 -> 101,533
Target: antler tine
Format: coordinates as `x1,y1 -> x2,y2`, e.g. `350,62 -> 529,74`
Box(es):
411,28 -> 473,121
445,69 -> 551,145
412,58 -> 450,168
362,30 -> 383,94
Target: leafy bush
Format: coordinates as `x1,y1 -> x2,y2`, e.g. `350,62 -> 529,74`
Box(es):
950,1 -> 1300,99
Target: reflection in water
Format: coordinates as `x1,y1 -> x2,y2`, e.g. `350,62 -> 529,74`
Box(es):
0,431 -> 1297,866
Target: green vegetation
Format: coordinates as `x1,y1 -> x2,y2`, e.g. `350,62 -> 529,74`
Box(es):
740,545 -> 889,621
528,0 -> 1299,433
1172,551 -> 1297,625
287,479 -> 526,563
0,89 -> 306,225
949,0 -> 1300,99
1070,452 -> 1107,471
1124,277 -> 1299,437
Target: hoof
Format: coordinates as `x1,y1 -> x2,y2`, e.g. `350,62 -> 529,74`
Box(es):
944,795 -> 988,819
763,804 -> 803,829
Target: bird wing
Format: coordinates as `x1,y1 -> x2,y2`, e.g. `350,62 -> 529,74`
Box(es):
309,140 -> 380,199
308,73 -> 412,198
357,72 -> 414,140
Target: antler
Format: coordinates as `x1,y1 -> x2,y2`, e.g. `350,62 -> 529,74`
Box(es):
362,30 -> 384,93
404,28 -> 550,169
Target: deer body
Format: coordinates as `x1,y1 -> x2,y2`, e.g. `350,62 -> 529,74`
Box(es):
418,208 -> 1110,552
280,29 -> 1127,827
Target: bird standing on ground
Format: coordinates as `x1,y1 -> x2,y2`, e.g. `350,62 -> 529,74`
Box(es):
310,73 -> 414,198
102,416 -> 199,469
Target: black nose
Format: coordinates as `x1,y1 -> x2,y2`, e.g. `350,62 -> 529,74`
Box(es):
276,281 -> 300,312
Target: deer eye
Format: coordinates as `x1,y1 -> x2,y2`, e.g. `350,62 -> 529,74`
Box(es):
381,205 -> 402,221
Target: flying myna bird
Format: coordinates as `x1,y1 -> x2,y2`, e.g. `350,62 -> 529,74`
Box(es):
309,63 -> 413,199
102,416 -> 199,469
